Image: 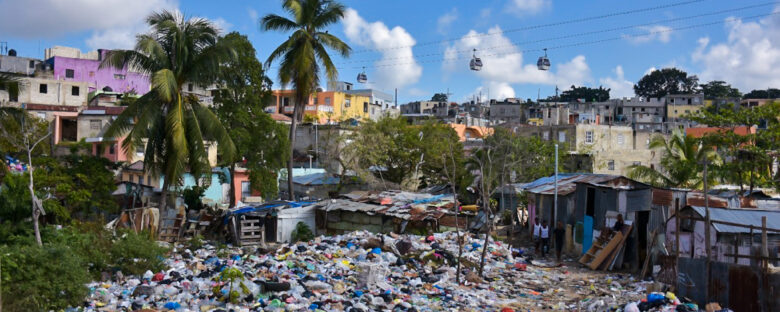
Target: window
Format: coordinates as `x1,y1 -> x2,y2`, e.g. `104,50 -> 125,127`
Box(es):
547,108 -> 551,118
138,175 -> 144,185
674,110 -> 678,114
633,161 -> 641,166
109,144 -> 115,155
617,134 -> 624,145
241,181 -> 251,199
684,110 -> 690,114
283,97 -> 290,106
363,102 -> 368,113
188,83 -> 193,92
313,97 -> 318,105
71,86 -> 80,96
65,69 -> 74,78
687,98 -> 692,104
39,83 -> 47,94
543,131 -> 549,141
641,108 -> 645,112
29,60 -> 35,68
114,74 -> 126,80
90,120 -> 101,130
608,160 -> 615,171
325,97 -> 331,105
585,131 -> 594,144
558,131 -> 566,143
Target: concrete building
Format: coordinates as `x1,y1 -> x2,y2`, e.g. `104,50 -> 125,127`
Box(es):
615,97 -> 666,132
268,89 -> 371,124
0,53 -> 43,76
345,88 -> 397,120
400,100 -> 439,115
44,46 -> 151,94
489,98 -> 524,122
666,94 -> 706,121
740,98 -> 778,108
513,123 -> 663,176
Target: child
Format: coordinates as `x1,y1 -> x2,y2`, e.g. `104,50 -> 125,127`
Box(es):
540,220 -> 550,257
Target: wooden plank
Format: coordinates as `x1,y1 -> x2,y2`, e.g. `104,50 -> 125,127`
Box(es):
639,229 -> 659,279
601,223 -> 633,271
588,232 -> 623,270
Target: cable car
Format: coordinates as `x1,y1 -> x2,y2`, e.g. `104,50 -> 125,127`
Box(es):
357,67 -> 367,83
537,48 -> 551,71
470,49 -> 483,71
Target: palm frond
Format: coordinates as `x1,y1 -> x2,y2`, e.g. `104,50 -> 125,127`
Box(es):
260,14 -> 299,32
316,32 -> 351,57
152,69 -> 178,102
190,99 -> 237,163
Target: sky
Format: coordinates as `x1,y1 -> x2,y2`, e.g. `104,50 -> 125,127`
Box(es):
1,0 -> 780,104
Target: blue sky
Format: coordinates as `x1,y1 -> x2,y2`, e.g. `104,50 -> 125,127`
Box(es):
2,0 -> 780,104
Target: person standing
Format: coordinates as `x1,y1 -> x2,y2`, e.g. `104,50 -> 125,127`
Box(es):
533,217 -> 541,254
540,220 -> 550,257
554,221 -> 566,262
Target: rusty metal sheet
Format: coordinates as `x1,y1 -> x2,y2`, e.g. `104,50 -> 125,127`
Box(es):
685,192 -> 729,208
728,265 -> 760,312
652,188 -> 674,206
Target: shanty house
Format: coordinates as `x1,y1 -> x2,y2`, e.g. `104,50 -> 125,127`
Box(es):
666,206 -> 780,266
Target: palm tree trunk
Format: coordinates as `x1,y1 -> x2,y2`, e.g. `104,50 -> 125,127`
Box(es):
287,107 -> 298,201
160,178 -> 169,213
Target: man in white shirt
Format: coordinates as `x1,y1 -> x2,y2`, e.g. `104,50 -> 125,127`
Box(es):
533,217 -> 541,254
540,220 -> 550,257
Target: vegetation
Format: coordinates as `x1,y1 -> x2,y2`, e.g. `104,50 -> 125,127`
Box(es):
431,93 -> 449,102
261,0 -> 351,200
0,223 -> 168,311
213,32 -> 289,204
628,129 -> 719,188
633,67 -> 699,99
743,88 -> 780,99
556,85 -> 610,102
290,221 -> 314,242
101,10 -> 237,212
700,80 -> 741,99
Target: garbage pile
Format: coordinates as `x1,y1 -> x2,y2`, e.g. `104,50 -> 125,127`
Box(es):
81,231 -> 665,311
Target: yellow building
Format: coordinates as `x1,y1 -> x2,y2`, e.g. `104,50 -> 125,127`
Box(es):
270,90 -> 371,124
666,94 -> 708,119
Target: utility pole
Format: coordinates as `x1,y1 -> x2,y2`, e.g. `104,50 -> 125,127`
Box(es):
554,144 -> 559,224
703,160 -> 711,303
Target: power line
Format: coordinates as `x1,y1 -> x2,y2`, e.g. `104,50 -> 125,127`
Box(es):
350,0 -> 711,54
353,11 -> 780,70
340,1 -> 778,66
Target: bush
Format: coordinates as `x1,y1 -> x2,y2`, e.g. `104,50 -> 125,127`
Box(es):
109,230 -> 169,275
290,222 -> 314,243
0,242 -> 91,312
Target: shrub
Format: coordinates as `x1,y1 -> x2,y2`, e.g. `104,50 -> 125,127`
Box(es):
0,242 -> 91,312
290,222 -> 314,243
109,230 -> 169,275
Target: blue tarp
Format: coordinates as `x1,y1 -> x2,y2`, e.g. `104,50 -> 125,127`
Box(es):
223,201 -> 315,224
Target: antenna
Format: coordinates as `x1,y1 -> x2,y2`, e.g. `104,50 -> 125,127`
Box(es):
0,42 -> 7,55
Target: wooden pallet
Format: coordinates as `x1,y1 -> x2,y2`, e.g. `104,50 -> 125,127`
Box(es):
158,216 -> 184,242
238,216 -> 265,246
579,231 -> 624,270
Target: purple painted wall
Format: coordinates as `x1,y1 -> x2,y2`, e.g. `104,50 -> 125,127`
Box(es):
49,54 -> 150,95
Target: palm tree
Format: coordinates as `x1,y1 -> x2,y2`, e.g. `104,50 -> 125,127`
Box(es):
102,11 -> 236,212
628,129 -> 719,189
261,0 -> 351,200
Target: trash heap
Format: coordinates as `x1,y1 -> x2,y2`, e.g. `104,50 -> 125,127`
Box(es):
82,231 -> 662,311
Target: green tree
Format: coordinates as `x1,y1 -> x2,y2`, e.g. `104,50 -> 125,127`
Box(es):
628,130 -> 719,189
213,32 -> 289,204
558,85 -> 611,102
743,88 -> 780,99
688,102 -> 780,192
633,68 -> 699,99
261,0 -> 351,200
700,80 -> 741,99
101,11 -> 237,212
431,93 -> 448,102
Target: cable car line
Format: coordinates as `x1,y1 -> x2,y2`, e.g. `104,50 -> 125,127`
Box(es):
350,0 -> 712,54
335,1 -> 779,66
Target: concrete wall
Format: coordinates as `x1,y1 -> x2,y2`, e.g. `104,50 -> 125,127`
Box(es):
574,124 -> 662,176
0,55 -> 41,75
49,56 -> 150,94
11,77 -> 88,106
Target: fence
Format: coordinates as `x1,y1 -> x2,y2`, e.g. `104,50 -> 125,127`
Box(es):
670,208 -> 780,312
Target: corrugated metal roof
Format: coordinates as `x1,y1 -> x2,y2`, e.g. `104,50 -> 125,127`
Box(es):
688,206 -> 780,233
292,172 -> 340,186
515,173 -> 626,196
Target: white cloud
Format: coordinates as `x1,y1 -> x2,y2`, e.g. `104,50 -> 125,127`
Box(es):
644,66 -> 658,76
599,66 -> 635,98
437,8 -> 458,35
407,88 -> 428,97
507,0 -> 551,16
470,82 -> 516,101
444,25 -> 592,98
480,8 -> 492,19
0,0 -> 177,38
212,18 -> 233,35
625,25 -> 672,44
692,11 -> 780,91
342,8 -> 422,90
248,8 -> 258,21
